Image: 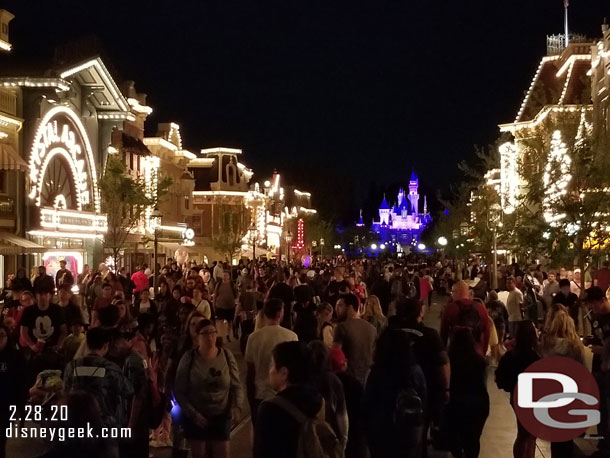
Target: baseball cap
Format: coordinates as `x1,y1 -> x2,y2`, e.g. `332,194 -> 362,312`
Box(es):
583,286 -> 605,302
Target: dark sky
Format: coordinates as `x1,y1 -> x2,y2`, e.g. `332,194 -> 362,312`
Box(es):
3,1 -> 609,222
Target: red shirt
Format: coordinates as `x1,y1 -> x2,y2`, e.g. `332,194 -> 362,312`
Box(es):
440,298 -> 491,355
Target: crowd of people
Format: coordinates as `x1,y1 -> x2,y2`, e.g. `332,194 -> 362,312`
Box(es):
0,255 -> 609,458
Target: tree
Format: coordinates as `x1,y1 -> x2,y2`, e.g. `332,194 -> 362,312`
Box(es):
211,204 -> 249,261
99,154 -> 172,270
518,111 -> 610,288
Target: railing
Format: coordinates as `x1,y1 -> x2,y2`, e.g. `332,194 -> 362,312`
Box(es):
0,195 -> 14,215
547,34 -> 591,56
0,88 -> 16,115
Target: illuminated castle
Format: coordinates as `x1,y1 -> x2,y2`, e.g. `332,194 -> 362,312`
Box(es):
371,171 -> 431,245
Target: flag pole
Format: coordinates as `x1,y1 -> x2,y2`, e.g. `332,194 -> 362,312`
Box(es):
564,0 -> 569,47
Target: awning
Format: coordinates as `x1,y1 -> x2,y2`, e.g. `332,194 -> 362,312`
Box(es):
0,232 -> 45,255
0,144 -> 28,172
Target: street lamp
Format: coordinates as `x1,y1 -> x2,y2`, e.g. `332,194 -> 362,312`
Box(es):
488,203 -> 502,290
418,243 -> 426,251
285,230 -> 293,263
437,236 -> 448,247
320,238 -> 325,258
150,207 -> 163,294
250,225 -> 258,262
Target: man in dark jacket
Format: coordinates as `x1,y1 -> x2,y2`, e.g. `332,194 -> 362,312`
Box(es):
33,265 -> 55,295
254,341 -> 323,458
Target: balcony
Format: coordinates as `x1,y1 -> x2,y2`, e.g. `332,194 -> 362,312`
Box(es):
0,88 -> 16,116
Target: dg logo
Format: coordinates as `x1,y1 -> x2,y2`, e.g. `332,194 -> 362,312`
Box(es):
514,356 -> 600,441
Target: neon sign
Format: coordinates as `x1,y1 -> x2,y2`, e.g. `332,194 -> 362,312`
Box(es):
28,106 -> 101,213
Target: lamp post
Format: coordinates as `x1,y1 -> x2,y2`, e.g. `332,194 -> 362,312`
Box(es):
285,230 -> 293,263
320,238 -> 325,258
150,207 -> 163,295
487,204 -> 502,291
250,225 -> 258,262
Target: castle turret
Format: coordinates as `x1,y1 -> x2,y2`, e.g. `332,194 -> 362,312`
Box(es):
408,170 -> 419,215
379,194 -> 390,225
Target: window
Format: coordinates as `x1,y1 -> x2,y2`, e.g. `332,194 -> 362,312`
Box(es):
184,195 -> 190,210
191,214 -> 202,236
0,171 -> 5,193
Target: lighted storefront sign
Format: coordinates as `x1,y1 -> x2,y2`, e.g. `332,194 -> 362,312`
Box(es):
27,105 -> 106,237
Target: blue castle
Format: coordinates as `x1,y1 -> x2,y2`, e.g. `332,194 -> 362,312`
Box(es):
365,171 -> 431,248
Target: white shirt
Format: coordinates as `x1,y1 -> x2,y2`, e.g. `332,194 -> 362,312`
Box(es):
244,324 -> 298,400
506,289 -> 524,322
193,299 -> 211,319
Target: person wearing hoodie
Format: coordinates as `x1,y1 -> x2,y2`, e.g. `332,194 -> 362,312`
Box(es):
540,309 -> 586,458
254,341 -> 323,458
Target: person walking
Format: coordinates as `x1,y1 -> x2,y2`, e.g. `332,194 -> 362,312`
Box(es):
174,319 -> 243,458
235,278 -> 261,354
245,299 -> 298,423
495,321 -> 540,458
334,293 -> 377,386
329,346 -> 368,458
253,341 -> 326,458
64,327 -> 134,441
214,270 -> 238,342
540,309 -> 586,458
440,280 -> 491,356
505,276 -> 524,338
363,326 -> 427,458
446,329 -> 489,458
307,340 -> 349,451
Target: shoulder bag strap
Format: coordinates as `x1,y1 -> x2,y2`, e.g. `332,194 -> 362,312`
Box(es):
268,395 -> 308,424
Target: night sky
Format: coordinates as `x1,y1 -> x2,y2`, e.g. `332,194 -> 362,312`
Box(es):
2,1 -> 609,223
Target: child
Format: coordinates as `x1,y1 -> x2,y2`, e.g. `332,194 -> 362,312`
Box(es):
63,319 -> 85,363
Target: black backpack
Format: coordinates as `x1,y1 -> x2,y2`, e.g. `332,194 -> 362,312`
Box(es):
455,300 -> 483,341
403,274 -> 418,299
393,328 -> 426,428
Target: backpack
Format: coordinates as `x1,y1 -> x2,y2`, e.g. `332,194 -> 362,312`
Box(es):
393,386 -> 425,429
268,396 -> 343,458
403,274 -> 418,299
455,300 -> 483,341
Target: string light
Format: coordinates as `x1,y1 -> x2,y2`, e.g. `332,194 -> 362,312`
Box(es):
543,130 -> 572,225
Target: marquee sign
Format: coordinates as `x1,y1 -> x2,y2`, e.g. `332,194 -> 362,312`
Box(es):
28,106 -> 101,213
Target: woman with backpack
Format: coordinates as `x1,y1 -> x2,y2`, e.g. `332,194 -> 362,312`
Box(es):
446,328 -> 489,458
174,319 -> 243,458
363,327 -> 427,458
